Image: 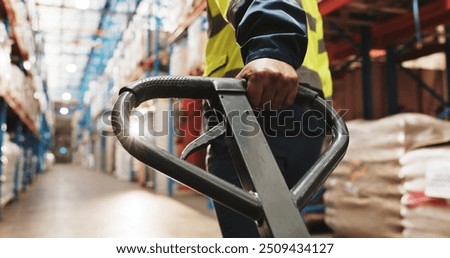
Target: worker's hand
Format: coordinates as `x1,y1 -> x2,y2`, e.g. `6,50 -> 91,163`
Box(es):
237,58 -> 299,109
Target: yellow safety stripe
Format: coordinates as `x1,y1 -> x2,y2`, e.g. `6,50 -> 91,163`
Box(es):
299,0 -> 333,97
204,2 -> 243,77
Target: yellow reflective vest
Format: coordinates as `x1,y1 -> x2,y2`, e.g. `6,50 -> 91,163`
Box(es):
204,0 -> 333,98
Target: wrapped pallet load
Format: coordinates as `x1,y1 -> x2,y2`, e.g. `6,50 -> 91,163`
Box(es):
399,147 -> 450,238
324,113 -> 450,237
1,135 -> 22,206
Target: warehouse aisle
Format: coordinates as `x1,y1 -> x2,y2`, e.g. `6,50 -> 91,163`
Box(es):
0,164 -> 221,238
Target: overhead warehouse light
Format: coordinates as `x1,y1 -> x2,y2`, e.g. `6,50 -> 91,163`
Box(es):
75,0 -> 91,10
23,61 -> 31,71
129,115 -> 142,137
60,107 -> 70,115
59,147 -> 68,155
66,64 -> 78,73
62,92 -> 72,101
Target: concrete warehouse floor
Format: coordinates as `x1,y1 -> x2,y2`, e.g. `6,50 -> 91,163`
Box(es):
0,164 -> 221,238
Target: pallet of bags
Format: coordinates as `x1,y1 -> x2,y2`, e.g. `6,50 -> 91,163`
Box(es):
324,113 -> 450,237
399,146 -> 450,238
324,161 -> 403,237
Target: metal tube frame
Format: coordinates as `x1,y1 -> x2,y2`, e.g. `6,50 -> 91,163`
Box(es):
439,26 -> 450,119
326,3 -> 449,119
384,34 -> 450,119
326,20 -> 361,52
412,0 -> 422,43
325,22 -> 374,118
361,26 -> 373,119
217,82 -> 310,237
0,99 -> 7,219
13,119 -> 23,200
398,64 -> 449,107
386,45 -> 398,115
100,134 -> 106,172
112,76 -> 349,237
145,24 -> 153,188
22,130 -> 31,187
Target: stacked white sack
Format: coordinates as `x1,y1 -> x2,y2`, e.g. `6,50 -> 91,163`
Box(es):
324,113 -> 450,237
399,147 -> 450,238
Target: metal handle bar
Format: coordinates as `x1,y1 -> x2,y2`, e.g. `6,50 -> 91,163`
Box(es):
292,86 -> 349,210
112,76 -> 349,228
113,77 -> 263,220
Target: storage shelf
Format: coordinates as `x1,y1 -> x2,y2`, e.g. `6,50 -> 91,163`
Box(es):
0,0 -> 29,61
1,93 -> 39,136
126,55 -> 156,83
322,0 -> 450,62
167,0 -> 206,44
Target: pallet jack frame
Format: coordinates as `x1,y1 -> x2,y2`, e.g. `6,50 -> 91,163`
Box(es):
112,77 -> 349,238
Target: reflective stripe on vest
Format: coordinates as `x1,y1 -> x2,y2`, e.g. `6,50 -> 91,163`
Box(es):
204,1 -> 243,78
205,0 -> 332,98
299,0 -> 332,98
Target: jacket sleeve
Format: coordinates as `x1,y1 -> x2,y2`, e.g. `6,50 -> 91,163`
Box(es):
225,0 -> 308,69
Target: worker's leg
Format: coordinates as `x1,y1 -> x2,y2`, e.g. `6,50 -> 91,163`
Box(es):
207,139 -> 261,237
207,105 -> 325,238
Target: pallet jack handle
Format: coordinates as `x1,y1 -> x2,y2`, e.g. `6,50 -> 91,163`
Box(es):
112,76 -> 349,237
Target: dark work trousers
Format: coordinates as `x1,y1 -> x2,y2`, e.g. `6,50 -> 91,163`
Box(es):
206,104 -> 325,238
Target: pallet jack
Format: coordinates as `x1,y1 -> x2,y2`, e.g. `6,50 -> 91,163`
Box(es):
112,77 -> 349,237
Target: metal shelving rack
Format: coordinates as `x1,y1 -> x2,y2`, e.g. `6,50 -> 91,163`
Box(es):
0,0 -> 52,218
84,0 -> 204,195
0,100 -> 7,217
76,0 -> 166,190
75,0 -> 143,152
164,0 -> 207,196
320,0 -> 450,119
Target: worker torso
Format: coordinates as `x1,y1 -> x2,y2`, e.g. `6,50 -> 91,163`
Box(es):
204,0 -> 333,98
